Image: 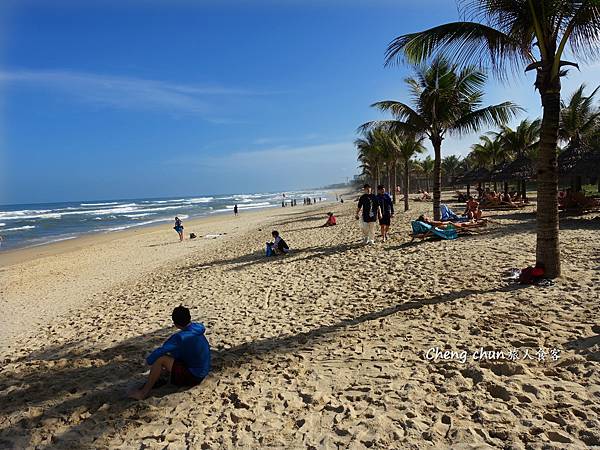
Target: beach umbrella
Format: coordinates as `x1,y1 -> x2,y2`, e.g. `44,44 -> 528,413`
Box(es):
492,155 -> 536,200
457,166 -> 491,185
558,143 -> 599,190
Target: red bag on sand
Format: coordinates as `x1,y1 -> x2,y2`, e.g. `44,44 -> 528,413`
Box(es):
519,266 -> 545,284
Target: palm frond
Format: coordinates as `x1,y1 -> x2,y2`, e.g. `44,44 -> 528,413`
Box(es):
385,21 -> 532,79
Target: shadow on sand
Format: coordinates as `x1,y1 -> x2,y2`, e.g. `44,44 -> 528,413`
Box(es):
0,283 -> 525,448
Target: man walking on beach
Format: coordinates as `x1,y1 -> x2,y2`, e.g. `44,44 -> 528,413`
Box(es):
376,185 -> 394,242
356,183 -> 381,245
234,204 -> 238,216
128,305 -> 211,400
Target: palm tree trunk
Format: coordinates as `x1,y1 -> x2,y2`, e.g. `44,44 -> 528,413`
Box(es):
521,179 -> 527,202
466,183 -> 470,197
392,162 -> 397,203
536,88 -> 561,278
404,161 -> 410,212
431,136 -> 442,221
387,165 -> 392,193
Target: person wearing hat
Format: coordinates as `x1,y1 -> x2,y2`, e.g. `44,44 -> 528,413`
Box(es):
128,306 -> 211,400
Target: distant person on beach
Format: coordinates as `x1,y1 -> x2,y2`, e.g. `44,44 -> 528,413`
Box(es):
174,217 -> 184,242
418,214 -> 485,229
321,212 -> 337,227
267,230 -> 290,256
234,205 -> 238,216
128,306 -> 211,400
376,185 -> 394,242
356,183 -> 381,245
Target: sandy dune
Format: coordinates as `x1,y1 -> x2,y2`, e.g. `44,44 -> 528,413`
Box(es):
0,197 -> 599,449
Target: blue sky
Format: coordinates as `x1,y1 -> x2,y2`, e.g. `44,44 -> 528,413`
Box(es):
1,0 -> 600,204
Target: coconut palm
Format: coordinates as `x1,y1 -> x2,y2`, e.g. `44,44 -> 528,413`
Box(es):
470,134 -> 507,190
384,1 -> 600,277
355,129 -> 386,187
419,155 -> 434,192
360,57 -> 519,220
396,134 -> 426,211
495,119 -> 541,199
441,154 -> 462,185
559,83 -> 600,147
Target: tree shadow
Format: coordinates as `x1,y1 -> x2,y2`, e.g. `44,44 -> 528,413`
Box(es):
180,240 -> 364,273
484,211 -> 537,221
0,283 -> 524,448
564,333 -> 600,362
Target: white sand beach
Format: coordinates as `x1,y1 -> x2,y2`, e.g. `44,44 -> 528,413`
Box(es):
0,196 -> 599,449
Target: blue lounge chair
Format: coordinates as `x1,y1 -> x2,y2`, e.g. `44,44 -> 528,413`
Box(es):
410,221 -> 458,241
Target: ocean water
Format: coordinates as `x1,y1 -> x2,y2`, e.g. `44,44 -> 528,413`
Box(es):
0,189 -> 330,252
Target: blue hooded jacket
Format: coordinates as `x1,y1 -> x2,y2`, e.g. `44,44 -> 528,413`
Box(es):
146,322 -> 211,379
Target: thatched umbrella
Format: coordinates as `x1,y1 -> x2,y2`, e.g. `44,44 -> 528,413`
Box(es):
455,166 -> 490,197
493,154 -> 536,200
558,143 -> 599,191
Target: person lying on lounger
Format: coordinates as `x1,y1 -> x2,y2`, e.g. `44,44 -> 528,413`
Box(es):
418,215 -> 486,229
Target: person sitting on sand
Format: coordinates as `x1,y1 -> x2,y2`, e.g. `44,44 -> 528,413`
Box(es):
268,230 -> 290,255
321,212 -> 337,227
464,196 -> 483,221
128,306 -> 211,400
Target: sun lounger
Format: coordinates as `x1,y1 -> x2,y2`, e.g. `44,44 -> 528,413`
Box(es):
409,221 -> 458,241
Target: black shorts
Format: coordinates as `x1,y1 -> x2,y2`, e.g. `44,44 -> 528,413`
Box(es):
379,216 -> 391,226
170,360 -> 203,386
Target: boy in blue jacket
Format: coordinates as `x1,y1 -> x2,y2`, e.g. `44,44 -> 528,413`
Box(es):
128,305 -> 211,400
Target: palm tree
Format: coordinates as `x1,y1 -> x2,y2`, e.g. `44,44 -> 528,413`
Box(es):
441,155 -> 462,185
496,119 -> 541,199
559,83 -> 600,147
397,134 -> 426,211
361,57 -> 519,220
355,129 -> 385,187
384,2 -> 600,277
559,84 -> 600,191
470,134 -> 505,191
419,155 -> 434,192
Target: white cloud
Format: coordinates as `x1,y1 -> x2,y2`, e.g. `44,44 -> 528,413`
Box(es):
0,69 -> 268,118
166,141 -> 358,189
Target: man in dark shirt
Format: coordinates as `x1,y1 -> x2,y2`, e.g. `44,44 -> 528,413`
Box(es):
356,183 -> 381,245
376,185 -> 394,242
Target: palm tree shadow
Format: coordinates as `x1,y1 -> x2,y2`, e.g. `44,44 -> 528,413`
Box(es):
0,282 -> 527,448
180,240 -> 364,273
564,333 -> 600,362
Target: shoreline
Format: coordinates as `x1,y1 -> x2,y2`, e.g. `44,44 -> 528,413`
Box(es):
0,199 -> 343,349
0,198 -> 338,268
0,189 -> 339,260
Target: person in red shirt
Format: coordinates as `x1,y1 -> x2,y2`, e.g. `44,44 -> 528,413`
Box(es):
321,212 -> 337,227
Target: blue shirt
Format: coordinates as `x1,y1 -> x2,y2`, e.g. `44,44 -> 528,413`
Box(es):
146,322 -> 211,379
